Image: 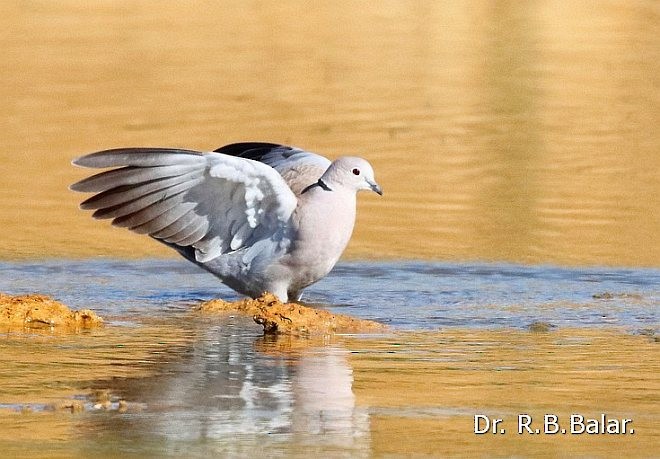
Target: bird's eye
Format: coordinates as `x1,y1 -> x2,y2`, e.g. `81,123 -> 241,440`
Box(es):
352,168 -> 360,175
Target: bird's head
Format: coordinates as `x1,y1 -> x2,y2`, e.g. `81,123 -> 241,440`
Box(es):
323,156 -> 383,195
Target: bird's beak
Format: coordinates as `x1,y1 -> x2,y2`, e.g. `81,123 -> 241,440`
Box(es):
368,180 -> 383,196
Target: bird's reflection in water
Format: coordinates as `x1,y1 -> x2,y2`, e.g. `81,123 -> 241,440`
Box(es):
84,319 -> 370,456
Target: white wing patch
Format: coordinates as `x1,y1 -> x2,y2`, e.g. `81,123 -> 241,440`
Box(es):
191,154 -> 298,262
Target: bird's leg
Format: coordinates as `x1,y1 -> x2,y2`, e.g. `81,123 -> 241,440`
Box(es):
266,284 -> 289,303
288,290 -> 303,303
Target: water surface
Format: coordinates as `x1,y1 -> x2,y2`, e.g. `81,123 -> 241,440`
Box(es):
0,260 -> 658,457
1,259 -> 657,330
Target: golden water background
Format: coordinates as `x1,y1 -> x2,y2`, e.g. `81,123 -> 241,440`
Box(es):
2,1 -> 658,266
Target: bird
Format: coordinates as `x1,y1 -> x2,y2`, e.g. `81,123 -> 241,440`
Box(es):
71,142 -> 382,302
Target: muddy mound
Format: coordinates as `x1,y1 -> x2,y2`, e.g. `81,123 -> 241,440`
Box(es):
198,293 -> 386,336
0,293 -> 103,331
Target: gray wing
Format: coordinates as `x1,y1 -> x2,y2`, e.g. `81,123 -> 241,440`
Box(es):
214,143 -> 332,195
71,148 -> 298,263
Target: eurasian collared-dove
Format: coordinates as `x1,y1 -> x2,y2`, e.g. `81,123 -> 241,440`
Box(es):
71,143 -> 382,302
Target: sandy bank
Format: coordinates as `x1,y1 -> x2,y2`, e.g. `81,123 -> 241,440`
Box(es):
0,293 -> 103,331
198,293 -> 387,335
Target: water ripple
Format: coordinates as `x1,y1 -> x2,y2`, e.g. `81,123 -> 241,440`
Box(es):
0,259 -> 657,331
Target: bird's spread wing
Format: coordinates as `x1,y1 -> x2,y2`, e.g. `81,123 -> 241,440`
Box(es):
214,143 -> 332,194
71,148 -> 298,263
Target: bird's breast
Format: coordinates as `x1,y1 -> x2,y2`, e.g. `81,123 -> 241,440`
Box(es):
285,190 -> 357,283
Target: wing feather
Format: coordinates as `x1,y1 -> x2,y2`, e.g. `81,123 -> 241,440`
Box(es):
72,148 -> 202,168
111,194 -> 191,230
71,164 -> 199,192
214,142 -> 331,195
230,221 -> 251,251
150,210 -> 198,239
172,220 -> 210,246
91,179 -> 201,220
71,147 -> 299,262
80,170 -> 204,210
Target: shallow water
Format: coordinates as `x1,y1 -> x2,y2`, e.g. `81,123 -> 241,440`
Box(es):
0,260 -> 658,457
3,326 -> 658,458
0,259 -> 657,330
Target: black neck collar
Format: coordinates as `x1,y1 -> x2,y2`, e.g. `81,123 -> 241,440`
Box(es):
301,178 -> 333,194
